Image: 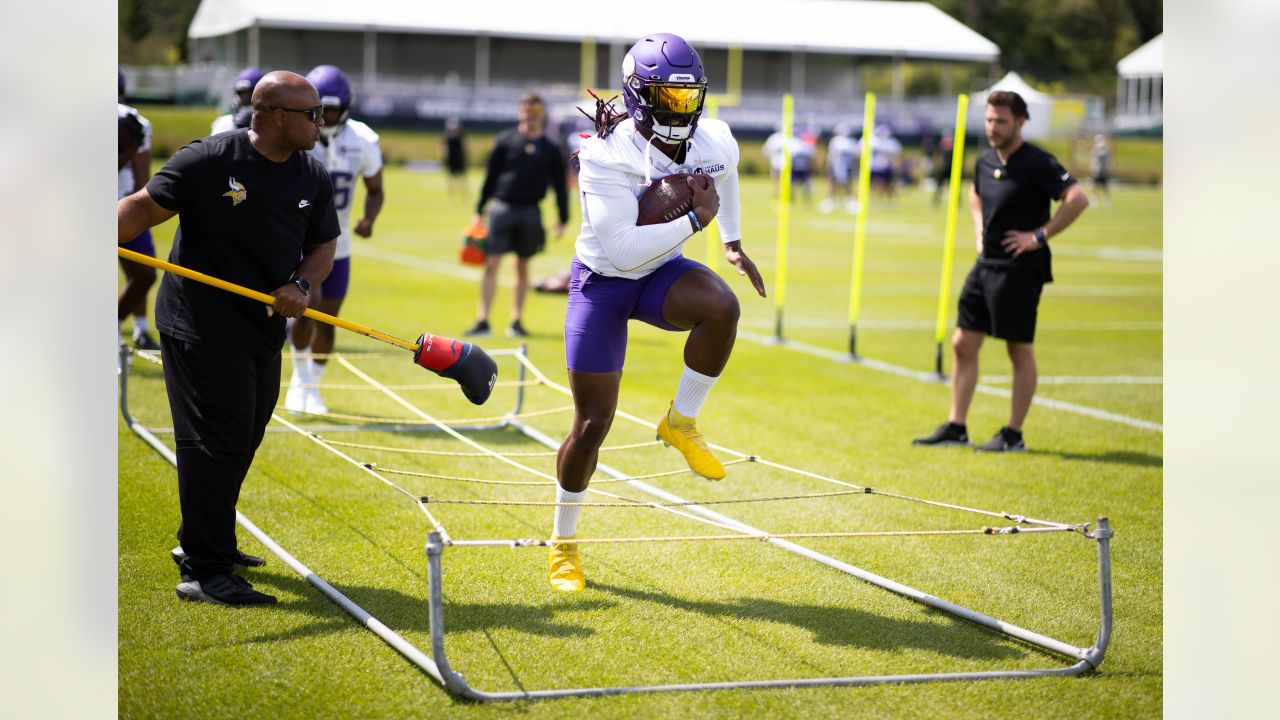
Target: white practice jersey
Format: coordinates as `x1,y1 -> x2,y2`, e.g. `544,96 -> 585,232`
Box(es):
306,120 -> 383,260
575,118 -> 741,279
210,113 -> 235,135
117,103 -> 152,200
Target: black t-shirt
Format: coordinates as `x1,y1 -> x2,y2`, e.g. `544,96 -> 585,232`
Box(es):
476,128 -> 569,223
148,130 -> 340,354
973,142 -> 1077,281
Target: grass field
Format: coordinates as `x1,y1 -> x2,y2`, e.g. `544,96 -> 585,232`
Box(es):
119,163 -> 1161,717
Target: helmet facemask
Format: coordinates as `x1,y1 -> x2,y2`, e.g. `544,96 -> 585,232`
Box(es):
632,79 -> 706,144
318,97 -> 351,139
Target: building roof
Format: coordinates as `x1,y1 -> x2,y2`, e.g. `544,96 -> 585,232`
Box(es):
189,0 -> 999,62
1117,33 -> 1163,77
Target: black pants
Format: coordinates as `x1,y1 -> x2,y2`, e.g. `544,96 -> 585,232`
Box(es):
159,333 -> 280,580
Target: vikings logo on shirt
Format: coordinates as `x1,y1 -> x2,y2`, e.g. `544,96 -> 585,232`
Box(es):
222,177 -> 247,206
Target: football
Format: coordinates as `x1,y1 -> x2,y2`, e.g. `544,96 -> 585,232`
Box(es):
636,172 -> 702,226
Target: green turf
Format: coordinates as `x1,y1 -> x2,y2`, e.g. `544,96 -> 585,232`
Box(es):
119,167 -> 1161,717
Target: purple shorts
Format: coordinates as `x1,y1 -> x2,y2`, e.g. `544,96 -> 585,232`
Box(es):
321,257 -> 350,300
120,229 -> 154,256
564,255 -> 701,373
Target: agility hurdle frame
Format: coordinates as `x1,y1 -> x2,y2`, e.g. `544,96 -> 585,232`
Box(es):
120,344 -> 1114,702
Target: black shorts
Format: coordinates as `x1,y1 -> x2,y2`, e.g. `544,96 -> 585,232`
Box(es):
956,264 -> 1045,343
486,200 -> 545,258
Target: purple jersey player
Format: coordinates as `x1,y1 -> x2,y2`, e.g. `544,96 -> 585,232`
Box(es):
547,33 -> 767,593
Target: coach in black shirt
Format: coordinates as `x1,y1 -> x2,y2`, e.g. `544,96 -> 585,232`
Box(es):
117,71 -> 340,606
465,93 -> 569,338
914,91 -> 1089,453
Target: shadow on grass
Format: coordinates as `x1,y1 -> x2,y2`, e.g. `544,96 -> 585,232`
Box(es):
213,568 -> 615,648
1029,449 -> 1163,468
589,581 -> 1027,662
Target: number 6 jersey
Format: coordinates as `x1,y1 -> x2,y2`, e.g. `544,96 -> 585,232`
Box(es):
307,119 -> 383,260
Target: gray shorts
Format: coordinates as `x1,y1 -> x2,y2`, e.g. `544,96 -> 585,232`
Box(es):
486,200 -> 545,258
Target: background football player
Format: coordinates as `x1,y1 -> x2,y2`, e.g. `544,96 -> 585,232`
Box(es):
118,70 -> 160,350
210,67 -> 265,135
284,65 -> 385,414
546,33 -> 767,592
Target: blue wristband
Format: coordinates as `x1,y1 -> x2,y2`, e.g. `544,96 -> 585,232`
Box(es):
687,210 -> 702,233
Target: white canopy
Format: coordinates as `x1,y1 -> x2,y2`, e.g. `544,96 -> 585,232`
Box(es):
1117,33 -> 1163,77
189,0 -> 999,62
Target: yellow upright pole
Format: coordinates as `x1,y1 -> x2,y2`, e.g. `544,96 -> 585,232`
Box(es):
933,94 -> 969,377
704,95 -> 720,273
774,93 -> 794,343
846,92 -> 875,358
580,37 -> 597,95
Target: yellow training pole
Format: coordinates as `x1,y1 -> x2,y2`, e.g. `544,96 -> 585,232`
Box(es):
116,246 -> 421,352
704,95 -> 720,273
846,92 -> 875,358
773,93 -> 793,343
932,93 -> 969,377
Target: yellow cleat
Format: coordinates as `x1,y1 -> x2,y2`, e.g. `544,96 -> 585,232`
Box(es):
656,404 -> 726,480
548,536 -> 585,592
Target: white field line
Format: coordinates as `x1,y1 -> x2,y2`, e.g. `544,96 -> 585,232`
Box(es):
767,284 -> 1161,297
741,317 -> 1162,331
737,331 -> 1163,433
982,375 -> 1163,386
352,243 -> 482,281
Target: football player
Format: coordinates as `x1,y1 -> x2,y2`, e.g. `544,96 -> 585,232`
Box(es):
118,71 -> 160,349
547,34 -> 767,592
210,67 -> 265,135
284,65 -> 385,414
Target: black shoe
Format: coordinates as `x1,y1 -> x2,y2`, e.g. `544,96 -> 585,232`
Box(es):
172,545 -> 266,570
912,422 -> 970,446
176,573 -> 277,606
133,333 -> 160,351
974,427 -> 1027,453
506,320 -> 529,338
463,320 -> 491,337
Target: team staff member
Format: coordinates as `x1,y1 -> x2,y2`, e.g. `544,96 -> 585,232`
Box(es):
117,71 -> 340,606
466,93 -> 569,339
914,91 -> 1089,452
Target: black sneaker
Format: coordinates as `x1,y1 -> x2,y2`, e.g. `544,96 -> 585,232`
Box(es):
176,573 -> 277,606
912,422 -> 970,447
506,320 -> 529,338
974,426 -> 1027,453
133,333 -> 160,351
172,545 -> 266,570
463,320 -> 491,337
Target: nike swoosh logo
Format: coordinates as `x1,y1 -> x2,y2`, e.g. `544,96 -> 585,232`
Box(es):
298,200 -> 310,208
1060,172 -> 1070,181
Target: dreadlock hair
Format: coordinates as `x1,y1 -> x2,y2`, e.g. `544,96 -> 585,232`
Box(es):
578,88 -> 628,139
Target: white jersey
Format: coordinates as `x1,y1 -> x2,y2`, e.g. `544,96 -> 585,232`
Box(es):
306,120 -> 383,260
575,118 -> 741,279
210,113 -> 235,135
117,103 -> 152,199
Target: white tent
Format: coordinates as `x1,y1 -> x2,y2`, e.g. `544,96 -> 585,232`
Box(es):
1115,34 -> 1162,131
970,72 -> 1053,140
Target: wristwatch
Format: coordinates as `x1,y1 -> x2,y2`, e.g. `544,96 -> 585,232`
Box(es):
292,276 -> 311,295
1033,227 -> 1047,245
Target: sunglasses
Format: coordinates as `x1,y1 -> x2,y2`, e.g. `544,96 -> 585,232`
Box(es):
273,105 -> 324,123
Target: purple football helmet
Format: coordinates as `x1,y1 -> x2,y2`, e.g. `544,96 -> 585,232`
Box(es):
234,67 -> 265,93
306,65 -> 353,138
621,33 -> 708,145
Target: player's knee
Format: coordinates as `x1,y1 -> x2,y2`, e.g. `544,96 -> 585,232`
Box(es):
707,285 -> 740,325
573,414 -> 611,449
952,332 -> 978,358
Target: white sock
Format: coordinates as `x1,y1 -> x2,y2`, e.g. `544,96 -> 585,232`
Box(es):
132,316 -> 149,337
310,358 -> 326,386
672,364 -> 719,418
290,347 -> 312,387
552,486 -> 587,538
